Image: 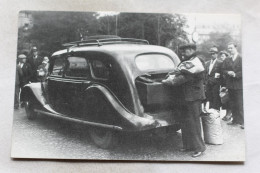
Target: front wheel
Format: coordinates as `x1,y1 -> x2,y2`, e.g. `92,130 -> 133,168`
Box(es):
24,100 -> 37,120
88,127 -> 119,149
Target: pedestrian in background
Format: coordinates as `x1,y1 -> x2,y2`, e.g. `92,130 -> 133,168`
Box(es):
27,46 -> 43,82
222,42 -> 244,129
14,57 -> 23,109
18,54 -> 32,87
219,50 -> 233,122
204,46 -> 223,110
37,56 -> 50,82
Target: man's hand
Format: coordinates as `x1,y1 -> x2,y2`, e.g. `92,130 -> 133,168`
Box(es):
227,71 -> 236,77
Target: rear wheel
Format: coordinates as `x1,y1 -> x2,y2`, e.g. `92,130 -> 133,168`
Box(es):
84,93 -> 120,149
24,100 -> 37,120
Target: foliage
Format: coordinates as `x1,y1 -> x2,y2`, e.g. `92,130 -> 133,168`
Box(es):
18,11 -> 188,56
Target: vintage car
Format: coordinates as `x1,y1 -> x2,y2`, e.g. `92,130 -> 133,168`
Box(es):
20,36 -> 183,148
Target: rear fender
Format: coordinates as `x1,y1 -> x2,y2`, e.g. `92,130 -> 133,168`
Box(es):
85,84 -> 161,130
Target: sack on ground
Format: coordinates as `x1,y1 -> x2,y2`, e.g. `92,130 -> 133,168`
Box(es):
201,109 -> 224,145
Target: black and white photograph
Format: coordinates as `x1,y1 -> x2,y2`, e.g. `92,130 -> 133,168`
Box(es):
11,11 -> 245,161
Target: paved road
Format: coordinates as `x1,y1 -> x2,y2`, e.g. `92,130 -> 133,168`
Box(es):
11,108 -> 245,161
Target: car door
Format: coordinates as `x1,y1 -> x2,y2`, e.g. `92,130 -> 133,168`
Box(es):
62,56 -> 92,117
48,55 -> 67,113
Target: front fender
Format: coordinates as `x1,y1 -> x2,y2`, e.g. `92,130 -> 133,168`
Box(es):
85,84 -> 161,131
20,83 -> 58,114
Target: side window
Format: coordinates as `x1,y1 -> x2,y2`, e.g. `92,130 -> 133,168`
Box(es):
51,57 -> 65,76
91,60 -> 110,80
65,57 -> 90,78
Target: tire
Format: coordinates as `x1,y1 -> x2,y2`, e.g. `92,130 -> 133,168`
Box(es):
89,127 -> 119,149
84,93 -> 119,149
24,100 -> 37,120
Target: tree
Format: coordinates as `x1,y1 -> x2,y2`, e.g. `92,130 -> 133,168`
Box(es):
17,11 -> 189,56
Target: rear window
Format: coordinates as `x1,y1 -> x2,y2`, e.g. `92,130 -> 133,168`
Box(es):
135,54 -> 175,72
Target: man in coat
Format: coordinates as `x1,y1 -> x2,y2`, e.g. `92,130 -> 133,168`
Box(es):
205,46 -> 223,110
162,43 -> 206,157
27,46 -> 43,82
14,59 -> 23,109
18,54 -> 33,87
222,42 -> 244,129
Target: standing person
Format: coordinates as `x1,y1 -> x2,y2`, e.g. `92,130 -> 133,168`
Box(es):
27,46 -> 43,82
219,50 -> 232,121
17,54 -> 32,107
18,54 -> 32,87
205,46 -> 223,110
162,43 -> 206,157
222,42 -> 244,129
37,56 -> 50,82
14,61 -> 23,109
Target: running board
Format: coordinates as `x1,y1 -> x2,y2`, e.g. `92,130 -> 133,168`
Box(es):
34,109 -> 123,131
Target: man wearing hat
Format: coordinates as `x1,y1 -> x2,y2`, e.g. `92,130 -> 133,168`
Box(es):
205,46 -> 223,110
163,43 -> 206,157
222,42 -> 244,129
18,54 -> 32,87
16,54 -> 32,108
27,46 -> 43,82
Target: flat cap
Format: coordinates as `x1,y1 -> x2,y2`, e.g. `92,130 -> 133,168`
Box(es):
179,43 -> 196,50
209,47 -> 218,53
18,54 -> 27,59
219,50 -> 229,56
32,46 -> 37,51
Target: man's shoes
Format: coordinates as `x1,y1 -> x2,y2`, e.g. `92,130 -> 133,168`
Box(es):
192,151 -> 203,158
179,148 -> 188,152
227,121 -> 237,125
240,125 -> 244,129
223,116 -> 233,122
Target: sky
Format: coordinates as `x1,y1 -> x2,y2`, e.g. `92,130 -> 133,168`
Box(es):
182,13 -> 241,34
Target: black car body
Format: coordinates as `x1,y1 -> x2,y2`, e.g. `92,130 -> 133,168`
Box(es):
20,37 -> 183,148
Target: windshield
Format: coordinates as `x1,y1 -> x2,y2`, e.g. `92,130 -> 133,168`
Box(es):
135,54 -> 175,72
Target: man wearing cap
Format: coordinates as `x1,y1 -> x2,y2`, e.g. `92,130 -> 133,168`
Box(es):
28,46 -> 43,82
16,54 -> 32,108
205,46 -> 223,110
18,54 -> 32,87
222,42 -> 244,129
162,43 -> 206,157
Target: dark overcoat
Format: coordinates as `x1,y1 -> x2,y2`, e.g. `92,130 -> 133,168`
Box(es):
205,59 -> 223,109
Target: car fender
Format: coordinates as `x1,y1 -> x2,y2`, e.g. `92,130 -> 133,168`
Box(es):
20,82 -> 58,114
85,84 -> 161,130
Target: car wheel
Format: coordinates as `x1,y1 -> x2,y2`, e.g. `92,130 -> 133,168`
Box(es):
24,100 -> 37,120
89,127 -> 118,149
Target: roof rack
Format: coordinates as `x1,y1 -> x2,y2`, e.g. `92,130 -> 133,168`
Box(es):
62,37 -> 149,47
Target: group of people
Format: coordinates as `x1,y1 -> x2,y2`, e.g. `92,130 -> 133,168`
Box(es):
162,42 -> 243,158
14,46 -> 50,109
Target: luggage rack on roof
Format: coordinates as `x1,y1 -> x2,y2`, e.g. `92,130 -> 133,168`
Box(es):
62,37 -> 149,47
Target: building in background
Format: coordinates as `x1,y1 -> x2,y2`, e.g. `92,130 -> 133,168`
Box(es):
184,14 -> 241,44
18,11 -> 34,30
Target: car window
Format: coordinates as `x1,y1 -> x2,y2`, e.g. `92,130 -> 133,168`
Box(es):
65,57 -> 90,78
51,57 -> 65,76
91,60 -> 110,80
135,54 -> 175,72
